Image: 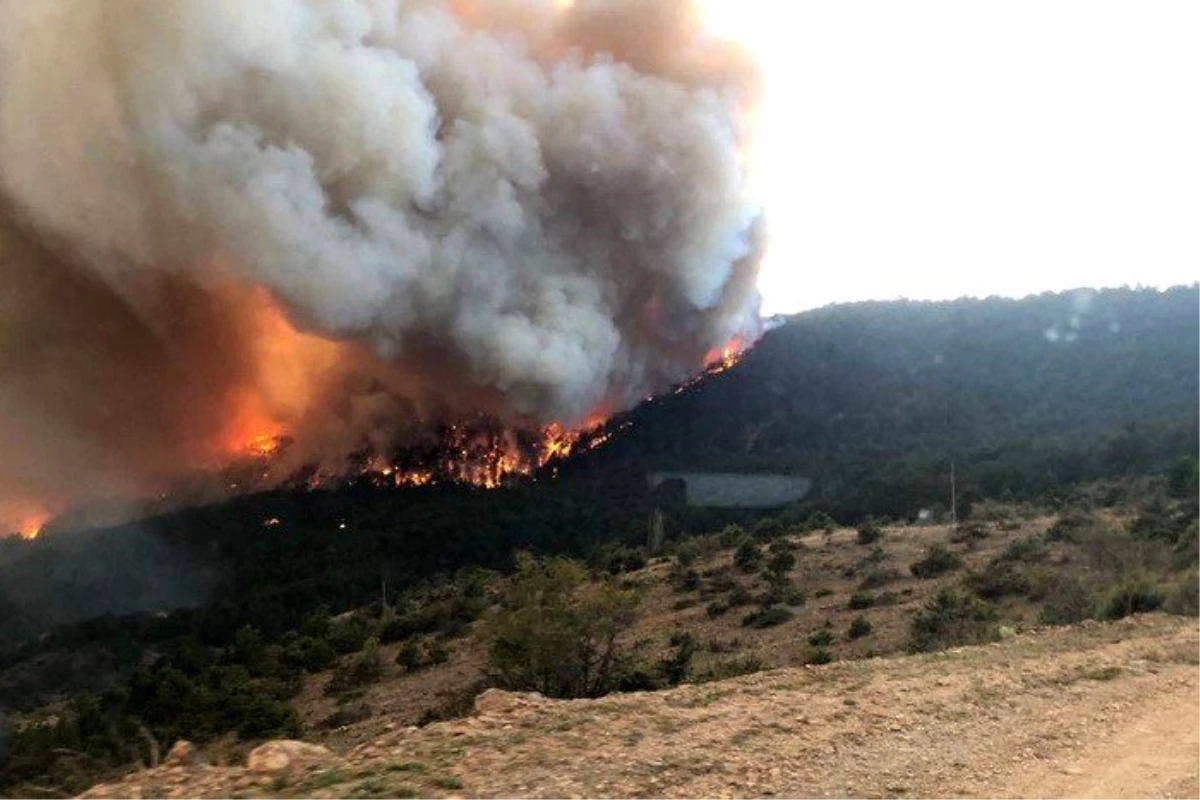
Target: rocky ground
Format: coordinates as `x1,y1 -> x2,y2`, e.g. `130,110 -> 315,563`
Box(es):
81,613 -> 1199,799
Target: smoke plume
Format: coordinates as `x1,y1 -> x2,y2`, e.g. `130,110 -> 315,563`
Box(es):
0,0 -> 764,529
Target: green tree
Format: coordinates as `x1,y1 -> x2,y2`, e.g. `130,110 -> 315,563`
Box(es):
484,554 -> 638,699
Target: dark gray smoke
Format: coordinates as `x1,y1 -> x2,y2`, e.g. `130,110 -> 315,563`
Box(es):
0,0 -> 764,528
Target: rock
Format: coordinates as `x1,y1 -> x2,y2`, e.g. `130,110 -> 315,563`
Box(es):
473,688 -> 542,716
164,740 -> 202,768
246,740 -> 340,778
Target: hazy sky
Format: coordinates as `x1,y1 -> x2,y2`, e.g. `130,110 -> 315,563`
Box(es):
704,1 -> 1199,314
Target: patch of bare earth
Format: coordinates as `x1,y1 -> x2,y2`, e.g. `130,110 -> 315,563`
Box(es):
81,613 -> 1199,799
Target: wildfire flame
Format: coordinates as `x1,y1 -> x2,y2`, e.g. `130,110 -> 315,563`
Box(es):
224,336 -> 749,494
11,508 -> 50,539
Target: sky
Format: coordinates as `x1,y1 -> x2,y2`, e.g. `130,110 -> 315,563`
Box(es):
703,1 -> 1200,315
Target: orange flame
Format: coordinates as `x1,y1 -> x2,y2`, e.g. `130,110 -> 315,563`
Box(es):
11,508 -> 50,539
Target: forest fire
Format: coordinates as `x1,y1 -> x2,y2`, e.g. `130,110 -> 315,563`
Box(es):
11,509 -> 50,539
220,337 -> 750,496
0,0 -> 765,536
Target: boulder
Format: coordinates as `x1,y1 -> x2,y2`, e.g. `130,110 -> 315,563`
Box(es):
164,740 -> 202,768
246,740 -> 340,779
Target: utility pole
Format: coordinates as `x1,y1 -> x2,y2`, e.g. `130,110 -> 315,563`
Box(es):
950,459 -> 957,527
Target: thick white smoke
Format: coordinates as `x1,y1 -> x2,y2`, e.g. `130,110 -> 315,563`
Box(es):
0,0 -> 764,529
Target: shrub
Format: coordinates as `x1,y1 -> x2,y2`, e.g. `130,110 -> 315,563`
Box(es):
801,511 -> 838,533
674,541 -> 699,568
1046,511 -> 1095,543
847,593 -> 875,610
484,554 -> 638,699
752,517 -> 788,542
1164,569 -> 1200,617
734,539 -> 762,573
1174,519 -> 1199,570
859,568 -> 901,590
660,632 -> 697,685
908,589 -> 997,652
320,700 -> 372,729
741,606 -> 794,629
996,535 -> 1049,564
1038,577 -> 1097,625
727,584 -> 753,607
949,522 -> 989,543
327,617 -> 372,655
847,616 -> 873,639
813,588 -> 833,598
692,656 -> 765,684
910,545 -> 963,579
805,647 -> 834,665
590,544 -> 648,576
967,560 -> 1031,600
325,638 -> 383,697
705,600 -> 729,618
782,589 -> 806,607
395,639 -> 449,673
718,524 -> 747,548
807,630 -> 834,647
670,567 -> 700,593
281,635 -> 336,673
1102,578 -> 1165,620
856,520 -> 883,546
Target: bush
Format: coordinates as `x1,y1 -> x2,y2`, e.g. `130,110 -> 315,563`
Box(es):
484,554 -> 638,699
847,593 -> 875,610
718,525 -> 747,547
727,584 -> 753,607
859,568 -> 901,590
807,630 -> 834,647
325,638 -> 383,697
692,656 -> 765,684
590,544 -> 648,576
1038,577 -> 1097,625
674,541 -> 699,568
949,522 -> 989,543
847,616 -> 873,639
967,560 -> 1031,599
1046,511 -> 1096,543
670,567 -> 700,593
660,632 -> 697,685
1102,578 -> 1165,620
741,606 -> 794,629
910,545 -> 963,579
908,589 -> 997,652
734,539 -> 762,573
996,536 -> 1049,564
752,517 -> 788,542
800,511 -> 838,533
395,639 -> 450,673
1164,569 -> 1199,617
280,635 -> 336,673
705,600 -> 729,618
805,647 -> 834,665
1174,518 -> 1199,570
856,520 -> 883,546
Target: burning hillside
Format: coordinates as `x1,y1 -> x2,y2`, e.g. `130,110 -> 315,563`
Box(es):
0,0 -> 764,535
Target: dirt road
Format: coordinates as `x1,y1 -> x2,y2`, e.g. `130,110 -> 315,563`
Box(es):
82,613 -> 1199,799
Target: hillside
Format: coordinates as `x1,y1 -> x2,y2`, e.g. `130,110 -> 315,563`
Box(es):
0,286 -> 1196,796
4,484 -> 1196,796
569,285 -> 1199,514
80,613 -> 1198,799
1,286 -> 1196,647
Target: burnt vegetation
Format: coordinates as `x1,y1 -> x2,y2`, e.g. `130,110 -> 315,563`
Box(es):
0,286 -> 1197,797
